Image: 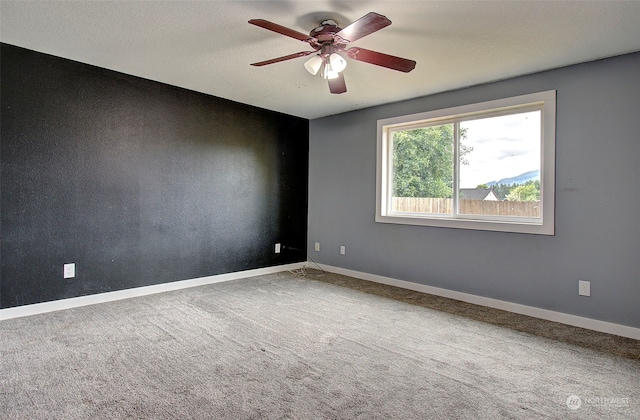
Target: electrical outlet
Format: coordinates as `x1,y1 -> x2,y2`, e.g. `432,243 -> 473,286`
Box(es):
578,280 -> 591,297
64,263 -> 75,279
340,245 -> 346,255
275,243 -> 281,253
314,242 -> 320,252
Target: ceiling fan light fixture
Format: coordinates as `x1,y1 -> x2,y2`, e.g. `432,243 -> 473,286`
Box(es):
304,55 -> 323,75
321,58 -> 340,80
320,52 -> 346,80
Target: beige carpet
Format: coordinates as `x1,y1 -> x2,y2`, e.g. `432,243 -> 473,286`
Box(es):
1,270 -> 638,419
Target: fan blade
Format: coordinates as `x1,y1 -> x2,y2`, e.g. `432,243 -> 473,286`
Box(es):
346,47 -> 416,72
336,12 -> 391,43
328,73 -> 347,94
249,19 -> 313,42
251,51 -> 314,67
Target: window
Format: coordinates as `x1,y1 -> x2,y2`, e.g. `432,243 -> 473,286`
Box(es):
376,90 -> 556,235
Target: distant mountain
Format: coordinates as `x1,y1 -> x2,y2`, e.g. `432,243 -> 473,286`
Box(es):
487,170 -> 540,186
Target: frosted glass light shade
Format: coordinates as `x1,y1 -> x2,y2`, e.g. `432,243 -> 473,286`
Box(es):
304,55 -> 323,75
328,53 -> 347,72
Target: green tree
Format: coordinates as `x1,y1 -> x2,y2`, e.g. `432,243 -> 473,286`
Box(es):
492,180 -> 540,201
506,181 -> 540,201
491,183 -> 514,201
392,124 -> 471,198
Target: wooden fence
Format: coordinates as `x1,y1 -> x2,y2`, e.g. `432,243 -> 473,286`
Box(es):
392,197 -> 540,218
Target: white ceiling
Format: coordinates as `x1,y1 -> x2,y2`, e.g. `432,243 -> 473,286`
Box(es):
2,1 -> 639,119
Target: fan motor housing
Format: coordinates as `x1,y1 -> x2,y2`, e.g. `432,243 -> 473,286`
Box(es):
310,20 -> 343,45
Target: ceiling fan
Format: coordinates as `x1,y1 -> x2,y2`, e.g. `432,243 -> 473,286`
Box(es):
248,12 -> 416,94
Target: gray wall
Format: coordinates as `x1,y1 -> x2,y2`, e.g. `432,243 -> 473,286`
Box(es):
308,52 -> 639,328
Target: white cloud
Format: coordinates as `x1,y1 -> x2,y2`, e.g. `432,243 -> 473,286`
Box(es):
459,111 -> 540,187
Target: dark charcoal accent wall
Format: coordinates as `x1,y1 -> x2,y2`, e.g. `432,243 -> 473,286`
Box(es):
1,43 -> 309,308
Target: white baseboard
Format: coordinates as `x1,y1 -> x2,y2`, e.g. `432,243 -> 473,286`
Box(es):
320,264 -> 640,341
0,262 -> 305,321
4,261 -> 638,340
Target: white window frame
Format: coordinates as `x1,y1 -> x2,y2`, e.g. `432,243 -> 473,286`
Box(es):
376,90 -> 556,235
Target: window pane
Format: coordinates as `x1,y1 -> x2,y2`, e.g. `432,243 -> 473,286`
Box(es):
459,111 -> 541,218
391,124 -> 454,214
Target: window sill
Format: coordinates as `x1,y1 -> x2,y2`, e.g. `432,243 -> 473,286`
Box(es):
375,213 -> 554,235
